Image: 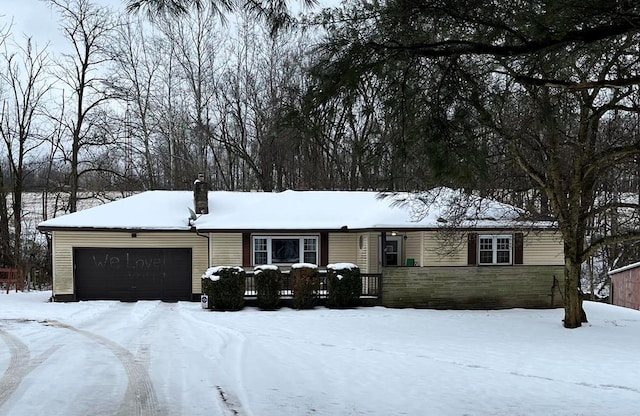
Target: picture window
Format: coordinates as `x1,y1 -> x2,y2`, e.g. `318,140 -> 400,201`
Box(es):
252,236 -> 318,265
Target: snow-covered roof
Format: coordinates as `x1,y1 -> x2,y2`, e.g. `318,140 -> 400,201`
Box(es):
38,191 -> 193,231
37,188 -> 550,232
608,261 -> 640,275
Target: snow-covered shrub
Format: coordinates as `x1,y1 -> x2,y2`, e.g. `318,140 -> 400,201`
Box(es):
254,265 -> 282,310
290,263 -> 319,309
326,263 -> 362,308
201,266 -> 245,311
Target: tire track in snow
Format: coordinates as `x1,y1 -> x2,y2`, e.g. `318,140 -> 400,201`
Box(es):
0,326 -> 30,406
216,385 -> 244,416
41,320 -> 160,416
0,321 -> 61,407
177,307 -> 249,415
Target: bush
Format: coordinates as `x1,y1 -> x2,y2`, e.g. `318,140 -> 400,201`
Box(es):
254,265 -> 282,310
201,266 -> 245,311
326,263 -> 362,308
290,263 -> 319,309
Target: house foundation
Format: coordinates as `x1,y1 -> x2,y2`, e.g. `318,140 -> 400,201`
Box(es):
381,266 -> 565,309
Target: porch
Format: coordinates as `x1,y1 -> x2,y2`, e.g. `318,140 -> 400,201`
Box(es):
242,270 -> 382,306
238,265 -> 564,309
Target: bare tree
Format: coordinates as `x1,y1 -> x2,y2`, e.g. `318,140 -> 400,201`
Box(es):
108,16 -> 165,190
212,16 -> 317,191
0,37 -> 52,271
48,0 -> 118,211
0,23 -> 11,267
156,7 -> 225,187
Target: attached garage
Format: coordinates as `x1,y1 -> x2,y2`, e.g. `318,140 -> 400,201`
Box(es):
74,247 -> 192,301
41,231 -> 208,303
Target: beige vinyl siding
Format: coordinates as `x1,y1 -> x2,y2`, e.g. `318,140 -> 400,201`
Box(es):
523,231 -> 564,265
52,231 -> 72,294
404,232 -> 422,266
328,233 -> 358,265
419,229 -> 564,267
210,233 -> 243,266
51,231 -> 208,296
368,233 -> 380,273
356,233 -> 370,273
421,231 -> 468,266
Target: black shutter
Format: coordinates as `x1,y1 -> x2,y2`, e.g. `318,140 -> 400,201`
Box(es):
514,232 -> 524,265
242,233 -> 251,267
467,233 -> 478,265
320,232 -> 329,266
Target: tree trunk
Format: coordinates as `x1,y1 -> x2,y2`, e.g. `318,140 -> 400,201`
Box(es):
0,171 -> 10,266
563,256 -> 587,328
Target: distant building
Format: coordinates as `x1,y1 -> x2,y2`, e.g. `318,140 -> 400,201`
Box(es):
609,263 -> 640,311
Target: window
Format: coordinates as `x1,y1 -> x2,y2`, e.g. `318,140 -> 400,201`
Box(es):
252,236 -> 318,265
478,235 -> 512,265
254,238 -> 268,265
303,238 -> 317,264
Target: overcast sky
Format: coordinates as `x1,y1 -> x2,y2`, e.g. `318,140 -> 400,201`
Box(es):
3,0 -> 124,52
3,0 -> 329,53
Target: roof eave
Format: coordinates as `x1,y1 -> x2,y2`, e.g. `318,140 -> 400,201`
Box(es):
37,226 -> 192,233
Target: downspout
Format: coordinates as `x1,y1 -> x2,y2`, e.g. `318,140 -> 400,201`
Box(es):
192,224 -> 210,299
420,231 -> 424,268
194,228 -> 210,267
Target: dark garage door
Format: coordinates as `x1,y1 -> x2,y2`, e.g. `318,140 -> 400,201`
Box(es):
74,247 -> 192,301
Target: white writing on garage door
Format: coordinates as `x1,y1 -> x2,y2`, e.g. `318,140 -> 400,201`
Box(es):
91,253 -> 166,270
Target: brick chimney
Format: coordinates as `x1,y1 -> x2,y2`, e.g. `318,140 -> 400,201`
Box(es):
193,173 -> 209,214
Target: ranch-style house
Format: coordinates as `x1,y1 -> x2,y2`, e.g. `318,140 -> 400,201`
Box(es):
37,185 -> 565,308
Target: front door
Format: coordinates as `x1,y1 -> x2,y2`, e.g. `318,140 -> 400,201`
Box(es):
381,236 -> 403,267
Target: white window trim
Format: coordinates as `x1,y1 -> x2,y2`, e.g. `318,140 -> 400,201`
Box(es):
252,235 -> 319,266
478,234 -> 513,265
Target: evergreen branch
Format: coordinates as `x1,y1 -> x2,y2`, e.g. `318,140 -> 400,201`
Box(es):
366,18 -> 640,58
512,75 -> 640,90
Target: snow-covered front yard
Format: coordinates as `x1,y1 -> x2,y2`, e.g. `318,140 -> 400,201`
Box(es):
1,291 -> 639,416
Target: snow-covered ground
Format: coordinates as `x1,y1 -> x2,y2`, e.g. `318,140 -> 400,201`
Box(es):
1,292 -> 639,416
